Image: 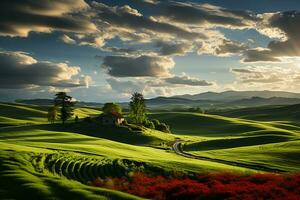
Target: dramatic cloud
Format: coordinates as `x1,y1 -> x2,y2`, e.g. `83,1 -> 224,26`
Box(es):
164,74 -> 213,86
0,51 -> 90,89
198,36 -> 248,56
0,0 -> 96,37
137,1 -> 257,29
101,55 -> 174,77
244,11 -> 300,62
91,2 -> 205,41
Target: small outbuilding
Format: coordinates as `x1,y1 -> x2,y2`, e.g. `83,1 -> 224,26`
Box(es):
99,112 -> 124,126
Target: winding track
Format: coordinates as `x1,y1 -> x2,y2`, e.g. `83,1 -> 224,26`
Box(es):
172,141 -> 286,173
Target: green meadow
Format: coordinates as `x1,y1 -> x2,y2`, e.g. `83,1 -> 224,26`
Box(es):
0,102 -> 299,199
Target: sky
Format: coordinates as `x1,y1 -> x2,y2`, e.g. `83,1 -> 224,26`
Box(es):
1,0 -> 300,102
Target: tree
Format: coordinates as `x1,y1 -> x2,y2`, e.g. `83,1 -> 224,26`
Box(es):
102,103 -> 122,114
129,92 -> 147,124
54,92 -> 74,124
47,106 -> 57,124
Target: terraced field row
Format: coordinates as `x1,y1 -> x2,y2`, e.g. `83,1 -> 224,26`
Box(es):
0,151 -> 143,200
30,153 -> 160,183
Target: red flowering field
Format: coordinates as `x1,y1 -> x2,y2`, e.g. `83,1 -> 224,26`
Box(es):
89,172 -> 300,200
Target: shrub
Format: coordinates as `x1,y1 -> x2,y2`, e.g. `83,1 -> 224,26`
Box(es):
143,120 -> 155,129
149,119 -> 171,133
151,119 -> 160,127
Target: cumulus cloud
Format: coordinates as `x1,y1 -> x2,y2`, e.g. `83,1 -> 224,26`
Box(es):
197,32 -> 248,56
164,74 -> 213,86
101,55 -> 174,77
0,0 -> 96,37
0,51 -> 90,89
244,11 -> 300,62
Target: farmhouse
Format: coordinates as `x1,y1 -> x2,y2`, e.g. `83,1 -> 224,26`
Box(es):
100,112 -> 124,125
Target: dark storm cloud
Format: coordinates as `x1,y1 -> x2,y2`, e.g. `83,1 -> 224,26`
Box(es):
164,75 -> 213,86
0,51 -> 85,89
0,0 -> 96,37
101,55 -> 174,77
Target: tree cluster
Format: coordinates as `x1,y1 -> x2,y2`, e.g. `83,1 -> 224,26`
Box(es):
143,119 -> 170,133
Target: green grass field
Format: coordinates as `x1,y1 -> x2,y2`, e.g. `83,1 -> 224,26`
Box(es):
0,103 -> 299,199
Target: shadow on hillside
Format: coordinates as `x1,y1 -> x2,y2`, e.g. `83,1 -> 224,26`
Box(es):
184,135 -> 292,151
42,122 -> 159,146
149,113 -> 261,136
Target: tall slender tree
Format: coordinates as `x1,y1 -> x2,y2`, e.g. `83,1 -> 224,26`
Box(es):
129,92 -> 147,124
54,92 -> 74,124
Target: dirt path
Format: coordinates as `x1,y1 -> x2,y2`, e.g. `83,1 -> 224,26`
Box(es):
172,141 -> 286,173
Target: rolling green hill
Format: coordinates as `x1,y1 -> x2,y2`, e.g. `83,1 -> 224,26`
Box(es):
0,103 -> 300,199
0,103 -> 102,127
149,111 -> 300,172
209,103 -> 300,122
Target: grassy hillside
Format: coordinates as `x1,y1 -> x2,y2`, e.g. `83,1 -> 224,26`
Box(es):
0,127 -> 246,199
209,104 -> 300,122
149,112 -> 298,136
1,103 -> 260,199
0,103 -> 102,127
149,111 -> 300,172
1,103 -> 300,199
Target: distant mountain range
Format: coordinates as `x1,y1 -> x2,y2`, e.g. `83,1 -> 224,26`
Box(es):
173,90 -> 300,101
15,90 -> 300,110
147,90 -> 300,109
